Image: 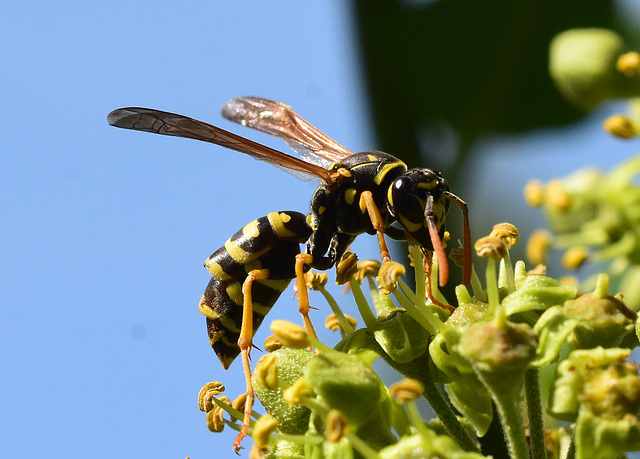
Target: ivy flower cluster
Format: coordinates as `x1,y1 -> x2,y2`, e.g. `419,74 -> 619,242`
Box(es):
197,222 -> 640,459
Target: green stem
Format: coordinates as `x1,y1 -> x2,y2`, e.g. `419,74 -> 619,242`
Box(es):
349,278 -> 378,329
525,369 -> 546,459
318,287 -> 355,334
384,351 -> 480,453
479,372 -> 529,459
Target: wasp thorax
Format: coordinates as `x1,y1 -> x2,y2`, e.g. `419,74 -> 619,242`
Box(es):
387,168 -> 451,249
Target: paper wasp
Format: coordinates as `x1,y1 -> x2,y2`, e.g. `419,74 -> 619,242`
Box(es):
107,97 -> 471,451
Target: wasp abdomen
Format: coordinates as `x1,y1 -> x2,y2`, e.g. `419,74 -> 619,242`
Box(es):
199,211 -> 312,368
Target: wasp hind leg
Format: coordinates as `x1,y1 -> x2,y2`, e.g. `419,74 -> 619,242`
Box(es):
233,268 -> 270,453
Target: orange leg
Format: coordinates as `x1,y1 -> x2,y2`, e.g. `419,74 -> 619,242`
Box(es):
360,190 -> 392,263
295,253 -> 318,340
233,268 -> 269,453
423,254 -> 455,313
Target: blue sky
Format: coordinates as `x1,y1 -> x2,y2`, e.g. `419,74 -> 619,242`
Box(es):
3,1 -> 640,458
1,2 -> 370,457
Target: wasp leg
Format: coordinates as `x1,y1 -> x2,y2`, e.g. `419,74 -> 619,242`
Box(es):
233,268 -> 270,453
359,190 -> 392,263
295,253 -> 318,340
422,251 -> 455,313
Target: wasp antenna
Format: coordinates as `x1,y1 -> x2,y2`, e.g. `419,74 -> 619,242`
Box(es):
443,191 -> 471,285
425,195 -> 449,287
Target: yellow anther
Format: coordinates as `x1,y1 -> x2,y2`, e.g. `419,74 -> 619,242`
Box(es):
232,393 -> 247,413
523,180 -> 545,207
263,335 -> 283,352
354,259 -> 381,283
490,223 -> 520,248
603,114 -> 638,139
206,405 -> 226,433
561,246 -> 588,270
254,354 -> 279,390
527,230 -> 553,265
283,377 -> 313,406
474,236 -> 508,260
388,378 -> 425,403
325,410 -> 349,443
545,179 -> 572,211
377,261 -> 406,295
336,252 -> 359,285
449,248 -> 465,268
325,313 -> 357,332
306,270 -> 328,290
269,320 -> 310,349
616,51 -> 640,77
198,381 -> 225,412
251,414 -> 279,450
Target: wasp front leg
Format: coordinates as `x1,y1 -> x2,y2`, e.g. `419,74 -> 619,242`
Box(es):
294,253 -> 318,341
359,190 -> 392,263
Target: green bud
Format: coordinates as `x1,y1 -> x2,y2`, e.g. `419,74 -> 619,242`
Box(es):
252,347 -> 315,435
501,274 -> 577,315
550,28 -> 640,109
458,320 -> 538,373
304,348 -> 396,450
563,290 -> 635,348
373,308 -> 430,363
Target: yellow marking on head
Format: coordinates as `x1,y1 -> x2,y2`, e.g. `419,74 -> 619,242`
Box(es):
398,215 -> 422,233
367,154 -> 377,161
345,188 -> 357,205
417,180 -> 438,190
374,162 -> 406,185
267,211 -> 297,238
317,206 -> 326,215
225,282 -> 243,306
205,261 -> 232,280
242,218 -> 261,240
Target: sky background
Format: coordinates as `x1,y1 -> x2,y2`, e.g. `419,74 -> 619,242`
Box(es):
2,1 -> 640,458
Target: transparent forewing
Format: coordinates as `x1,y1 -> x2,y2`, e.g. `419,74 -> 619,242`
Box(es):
107,107 -> 332,181
222,97 -> 353,167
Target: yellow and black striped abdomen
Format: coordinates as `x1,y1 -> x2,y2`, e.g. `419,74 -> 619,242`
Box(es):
199,211 -> 312,369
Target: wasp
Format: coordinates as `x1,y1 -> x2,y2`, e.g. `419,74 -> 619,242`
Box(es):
107,97 -> 471,451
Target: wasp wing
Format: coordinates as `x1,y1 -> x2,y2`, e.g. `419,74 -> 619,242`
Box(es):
221,97 -> 353,167
107,107 -> 332,182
